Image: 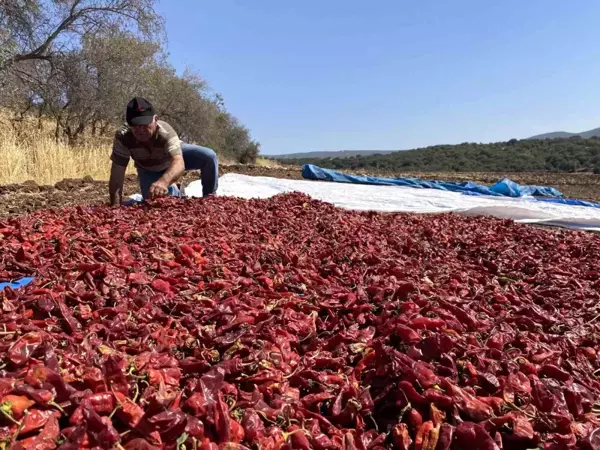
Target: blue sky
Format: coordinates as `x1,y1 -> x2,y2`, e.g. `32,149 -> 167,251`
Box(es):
156,0 -> 600,155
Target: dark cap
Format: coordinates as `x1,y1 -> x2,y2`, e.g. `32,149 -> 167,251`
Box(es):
126,97 -> 155,126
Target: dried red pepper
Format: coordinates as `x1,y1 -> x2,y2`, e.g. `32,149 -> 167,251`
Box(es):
7,332 -> 43,367
1,394 -> 35,419
0,193 -> 597,449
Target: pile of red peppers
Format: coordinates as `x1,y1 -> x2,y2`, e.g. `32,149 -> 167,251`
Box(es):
0,193 -> 599,450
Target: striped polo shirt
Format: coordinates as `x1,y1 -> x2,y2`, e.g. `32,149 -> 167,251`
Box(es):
110,120 -> 182,172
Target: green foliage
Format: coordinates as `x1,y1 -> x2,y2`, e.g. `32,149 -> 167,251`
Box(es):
279,138 -> 600,174
0,1 -> 258,163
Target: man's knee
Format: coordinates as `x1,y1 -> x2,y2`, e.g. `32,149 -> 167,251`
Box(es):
204,147 -> 218,166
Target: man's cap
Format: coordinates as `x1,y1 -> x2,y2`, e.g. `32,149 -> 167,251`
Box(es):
126,97 -> 155,126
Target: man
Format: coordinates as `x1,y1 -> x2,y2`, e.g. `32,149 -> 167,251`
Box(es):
108,97 -> 218,205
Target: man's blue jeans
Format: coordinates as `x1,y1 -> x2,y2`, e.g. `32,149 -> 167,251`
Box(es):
137,143 -> 219,199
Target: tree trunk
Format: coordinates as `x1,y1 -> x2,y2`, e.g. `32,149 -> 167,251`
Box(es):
66,121 -> 86,146
55,117 -> 62,142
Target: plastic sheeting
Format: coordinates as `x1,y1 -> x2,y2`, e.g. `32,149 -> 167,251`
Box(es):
487,178 -> 563,198
301,164 -> 564,198
535,197 -> 600,209
0,277 -> 34,292
183,173 -> 600,231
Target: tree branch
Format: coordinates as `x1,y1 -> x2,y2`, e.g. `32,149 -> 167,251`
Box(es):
10,2 -> 147,64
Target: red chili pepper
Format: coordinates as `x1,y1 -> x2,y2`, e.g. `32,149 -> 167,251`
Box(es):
18,409 -> 59,435
114,392 -> 145,427
16,412 -> 60,450
423,390 -> 453,410
11,385 -> 54,404
151,278 -> 172,294
0,187 -> 598,449
186,416 -> 205,441
439,299 -> 478,330
408,316 -> 447,330
201,439 -> 220,450
70,392 -> 116,425
1,394 -> 35,419
580,347 -> 596,361
532,379 -> 556,412
0,380 -> 15,397
59,424 -> 90,449
7,332 -> 43,367
301,392 -> 335,409
214,393 -> 232,443
82,403 -> 120,448
147,409 -> 188,443
242,409 -> 266,442
394,324 -> 421,343
56,297 -> 82,334
429,403 -> 446,427
414,421 -> 440,450
476,396 -> 504,414
218,444 -> 252,450
540,364 -> 572,382
407,408 -> 423,431
184,392 -> 208,417
229,420 -> 245,444
123,438 -> 162,449
516,357 -> 538,375
530,350 -> 556,364
441,379 -> 493,422
318,373 -> 346,386
352,350 -> 376,380
455,422 -> 500,450
436,423 -> 454,450
411,362 -> 440,389
398,382 -> 426,406
391,423 -> 412,450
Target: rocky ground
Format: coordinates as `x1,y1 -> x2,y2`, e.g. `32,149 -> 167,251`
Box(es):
0,165 -> 598,219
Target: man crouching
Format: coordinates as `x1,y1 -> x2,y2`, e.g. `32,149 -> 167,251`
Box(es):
109,97 -> 218,205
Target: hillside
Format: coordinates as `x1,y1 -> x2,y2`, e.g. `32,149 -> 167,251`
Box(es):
529,127 -> 600,140
275,137 -> 600,173
269,149 -> 396,159
269,126 -> 600,162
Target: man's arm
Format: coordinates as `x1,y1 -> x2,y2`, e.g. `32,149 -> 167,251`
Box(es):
109,162 -> 127,206
109,129 -> 131,205
148,153 -> 185,199
160,153 -> 185,186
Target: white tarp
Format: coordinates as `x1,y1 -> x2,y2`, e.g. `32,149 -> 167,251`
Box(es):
182,173 -> 600,231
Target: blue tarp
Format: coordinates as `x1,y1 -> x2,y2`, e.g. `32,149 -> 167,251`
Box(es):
488,178 -> 562,198
301,164 -> 564,198
0,277 -> 34,292
535,197 -> 600,209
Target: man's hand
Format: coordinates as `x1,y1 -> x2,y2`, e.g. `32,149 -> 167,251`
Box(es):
149,179 -> 170,199
147,154 -> 184,200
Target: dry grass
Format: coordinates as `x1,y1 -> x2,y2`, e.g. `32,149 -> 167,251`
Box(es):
0,108 -> 287,186
255,156 -> 283,168
1,135 -> 116,185
0,112 -> 275,185
0,114 -> 129,185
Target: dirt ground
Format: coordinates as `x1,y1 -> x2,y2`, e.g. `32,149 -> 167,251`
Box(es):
0,165 -> 598,219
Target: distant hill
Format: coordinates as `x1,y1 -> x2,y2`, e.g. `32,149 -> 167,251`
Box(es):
268,150 -> 396,160
276,138 -> 600,174
269,126 -> 600,159
529,127 -> 600,140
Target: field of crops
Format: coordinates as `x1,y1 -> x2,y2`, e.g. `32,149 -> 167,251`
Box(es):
0,192 -> 599,449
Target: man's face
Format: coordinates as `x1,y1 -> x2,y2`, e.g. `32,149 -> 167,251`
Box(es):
131,116 -> 157,142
